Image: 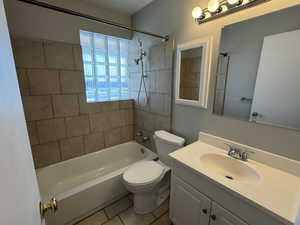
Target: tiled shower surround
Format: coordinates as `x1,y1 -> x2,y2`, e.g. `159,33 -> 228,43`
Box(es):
12,37 -> 134,168
128,36 -> 174,150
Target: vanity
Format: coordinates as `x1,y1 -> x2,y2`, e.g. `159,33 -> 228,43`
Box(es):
168,133 -> 300,225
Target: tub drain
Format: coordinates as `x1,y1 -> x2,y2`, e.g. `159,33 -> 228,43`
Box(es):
225,175 -> 234,180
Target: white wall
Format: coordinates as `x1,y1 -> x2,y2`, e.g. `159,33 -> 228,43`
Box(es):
4,0 -> 132,44
133,0 -> 300,160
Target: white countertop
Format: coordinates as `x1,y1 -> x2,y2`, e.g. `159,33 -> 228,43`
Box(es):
169,140 -> 300,224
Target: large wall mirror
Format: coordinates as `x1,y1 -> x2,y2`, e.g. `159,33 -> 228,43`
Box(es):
213,4 -> 300,131
175,37 -> 212,108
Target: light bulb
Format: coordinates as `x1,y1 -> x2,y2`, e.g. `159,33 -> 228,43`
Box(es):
192,7 -> 203,19
227,0 -> 240,5
208,0 -> 220,13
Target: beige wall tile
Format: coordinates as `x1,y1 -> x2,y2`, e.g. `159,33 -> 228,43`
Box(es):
27,121 -> 39,146
44,41 -> 75,70
121,109 -> 134,126
120,99 -> 134,109
101,101 -> 120,112
65,115 -> 90,137
90,112 -> 111,132
60,70 -> 84,94
84,132 -> 105,153
105,128 -> 121,147
150,93 -> 171,116
73,45 -> 84,71
16,69 -> 29,89
155,116 -> 171,131
60,136 -> 85,160
121,126 -> 134,143
27,69 -> 60,95
37,118 -> 66,143
12,38 -> 46,69
79,94 -> 102,114
156,70 -> 172,94
109,111 -> 123,128
53,95 -> 79,117
32,142 -> 61,168
22,96 -> 53,121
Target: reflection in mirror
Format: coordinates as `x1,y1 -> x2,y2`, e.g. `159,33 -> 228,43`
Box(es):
213,4 -> 300,131
179,47 -> 203,101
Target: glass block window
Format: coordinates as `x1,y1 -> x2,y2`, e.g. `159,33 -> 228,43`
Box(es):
80,30 -> 129,102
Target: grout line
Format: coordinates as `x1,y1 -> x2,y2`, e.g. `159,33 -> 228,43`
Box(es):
118,215 -> 126,225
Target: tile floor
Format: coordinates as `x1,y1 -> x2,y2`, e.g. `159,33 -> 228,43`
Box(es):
76,195 -> 171,225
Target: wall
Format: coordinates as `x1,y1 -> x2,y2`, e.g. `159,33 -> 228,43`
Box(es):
4,0 -> 131,44
219,5 -> 300,120
128,35 -> 174,150
132,0 -> 300,160
12,37 -> 134,168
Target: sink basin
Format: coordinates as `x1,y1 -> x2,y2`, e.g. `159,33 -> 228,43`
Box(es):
200,154 -> 260,184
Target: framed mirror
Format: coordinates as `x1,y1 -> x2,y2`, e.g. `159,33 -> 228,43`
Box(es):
175,37 -> 213,108
213,4 -> 300,131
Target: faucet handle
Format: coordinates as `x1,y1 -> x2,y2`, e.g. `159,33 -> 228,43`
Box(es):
224,143 -> 236,151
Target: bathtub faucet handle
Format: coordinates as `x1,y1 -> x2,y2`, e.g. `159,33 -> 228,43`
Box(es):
136,131 -> 143,137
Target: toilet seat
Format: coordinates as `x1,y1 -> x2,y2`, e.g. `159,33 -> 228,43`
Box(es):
123,161 -> 165,186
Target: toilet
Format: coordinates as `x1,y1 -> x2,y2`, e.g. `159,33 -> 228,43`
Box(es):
122,130 -> 185,214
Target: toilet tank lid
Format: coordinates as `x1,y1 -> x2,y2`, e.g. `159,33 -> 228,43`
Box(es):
154,130 -> 185,146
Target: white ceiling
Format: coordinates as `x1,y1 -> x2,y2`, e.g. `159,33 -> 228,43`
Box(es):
82,0 -> 154,15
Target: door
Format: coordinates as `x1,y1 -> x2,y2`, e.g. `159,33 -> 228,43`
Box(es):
0,1 -> 43,225
210,202 -> 248,225
251,29 -> 300,130
170,175 -> 211,225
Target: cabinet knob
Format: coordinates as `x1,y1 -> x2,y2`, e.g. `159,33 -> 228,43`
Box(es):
210,215 -> 217,221
202,209 -> 208,214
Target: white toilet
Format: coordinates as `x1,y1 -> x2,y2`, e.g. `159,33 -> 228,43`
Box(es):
122,130 -> 185,214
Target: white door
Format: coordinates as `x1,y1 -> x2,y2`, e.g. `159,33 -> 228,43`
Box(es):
0,1 -> 43,225
251,29 -> 300,130
170,175 -> 211,225
210,202 -> 248,225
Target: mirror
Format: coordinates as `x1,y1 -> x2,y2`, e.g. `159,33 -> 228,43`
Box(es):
175,37 -> 213,108
213,4 -> 300,131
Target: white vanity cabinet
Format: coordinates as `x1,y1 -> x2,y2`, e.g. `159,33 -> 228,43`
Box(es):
170,175 -> 211,225
170,175 -> 248,225
210,202 -> 248,225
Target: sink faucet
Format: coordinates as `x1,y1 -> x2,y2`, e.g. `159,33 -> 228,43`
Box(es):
224,143 -> 249,161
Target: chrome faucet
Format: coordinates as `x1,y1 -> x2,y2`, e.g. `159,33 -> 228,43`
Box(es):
224,143 -> 249,161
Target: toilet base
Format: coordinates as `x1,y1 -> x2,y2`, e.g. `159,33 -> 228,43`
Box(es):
134,190 -> 158,214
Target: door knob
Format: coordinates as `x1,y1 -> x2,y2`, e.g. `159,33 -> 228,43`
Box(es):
40,198 -> 58,217
202,209 -> 208,214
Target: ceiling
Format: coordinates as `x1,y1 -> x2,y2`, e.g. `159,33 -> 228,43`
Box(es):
82,0 -> 154,15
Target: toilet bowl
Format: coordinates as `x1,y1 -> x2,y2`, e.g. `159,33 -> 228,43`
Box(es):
122,130 -> 185,214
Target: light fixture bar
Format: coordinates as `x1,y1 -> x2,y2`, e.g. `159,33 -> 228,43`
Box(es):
196,0 -> 271,25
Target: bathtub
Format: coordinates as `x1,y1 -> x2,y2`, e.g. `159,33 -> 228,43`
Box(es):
37,141 -> 157,225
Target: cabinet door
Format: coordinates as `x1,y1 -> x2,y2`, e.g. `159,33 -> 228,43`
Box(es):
170,175 -> 211,225
210,202 -> 249,225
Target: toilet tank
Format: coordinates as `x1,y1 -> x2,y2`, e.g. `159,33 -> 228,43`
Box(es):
153,130 -> 185,166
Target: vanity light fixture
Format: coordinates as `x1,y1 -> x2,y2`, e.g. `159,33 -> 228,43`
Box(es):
192,0 -> 271,24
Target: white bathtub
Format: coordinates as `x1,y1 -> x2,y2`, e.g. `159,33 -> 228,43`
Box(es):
37,141 -> 157,225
